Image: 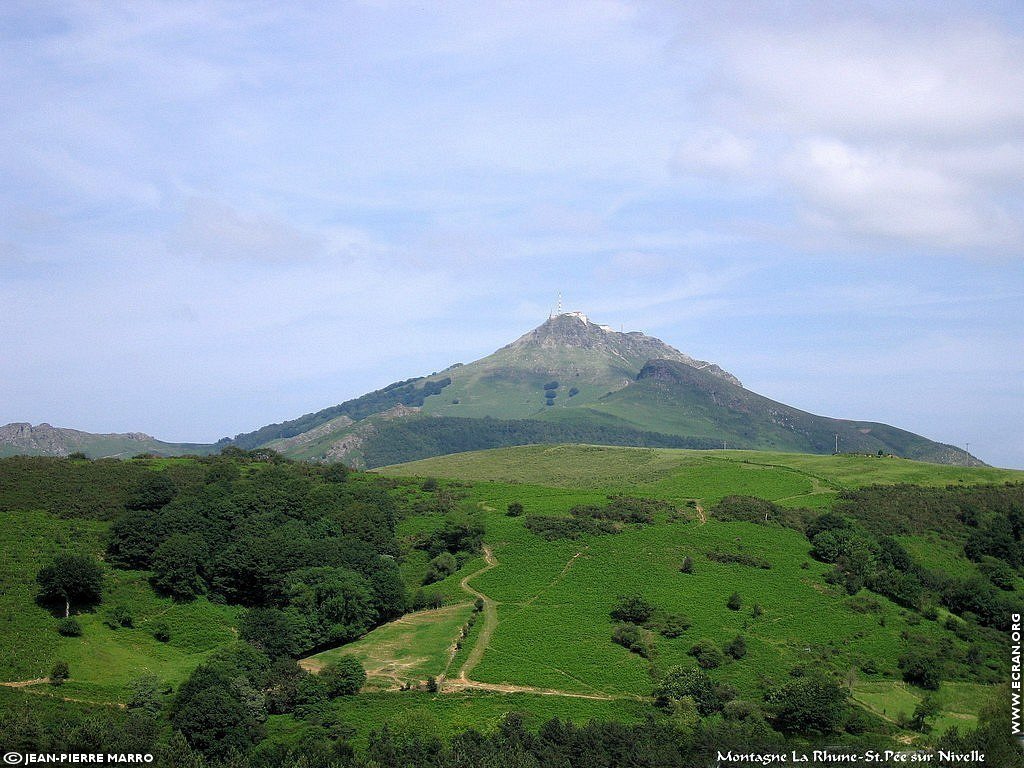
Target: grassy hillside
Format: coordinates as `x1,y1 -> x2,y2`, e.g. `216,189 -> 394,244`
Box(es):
378,445 -> 1023,501
3,450 -> 1021,762
0,508 -> 239,703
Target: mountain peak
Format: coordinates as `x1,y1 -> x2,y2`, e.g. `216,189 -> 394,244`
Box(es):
499,311 -> 742,387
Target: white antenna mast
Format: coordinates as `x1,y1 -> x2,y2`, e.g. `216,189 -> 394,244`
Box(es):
557,292 -> 563,316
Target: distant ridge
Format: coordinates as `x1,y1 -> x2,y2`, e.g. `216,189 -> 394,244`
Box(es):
0,422 -> 215,459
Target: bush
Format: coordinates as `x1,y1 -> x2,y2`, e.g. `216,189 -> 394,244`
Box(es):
727,592 -> 743,611
426,676 -> 438,693
689,639 -> 724,669
50,661 -> 70,685
612,623 -> 652,659
680,556 -> 694,574
752,604 -> 764,618
766,675 -> 848,736
506,502 -> 524,517
109,604 -> 134,628
653,612 -> 692,638
610,595 -> 655,624
654,666 -> 724,715
424,552 -> 457,585
57,617 -> 82,637
898,648 -> 944,690
725,635 -> 747,660
152,621 -> 171,642
707,550 -> 772,569
320,656 -> 366,697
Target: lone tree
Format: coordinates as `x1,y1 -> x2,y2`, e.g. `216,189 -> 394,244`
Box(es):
37,553 -> 103,617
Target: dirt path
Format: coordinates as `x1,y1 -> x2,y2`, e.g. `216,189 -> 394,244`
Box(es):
0,678 -> 48,688
443,677 -> 626,701
454,545 -> 498,681
1,679 -> 125,709
695,502 -> 707,524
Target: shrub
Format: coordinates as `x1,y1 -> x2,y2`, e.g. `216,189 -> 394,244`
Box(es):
707,550 -> 772,569
506,502 -> 524,517
727,592 -> 743,610
57,617 -> 82,637
424,552 -> 457,584
898,648 -> 944,690
752,604 -> 764,618
474,597 -> 484,612
610,595 -> 655,624
612,623 -> 652,659
680,556 -> 694,574
50,661 -> 70,685
725,635 -> 747,660
653,612 -> 692,638
110,604 -> 134,628
426,676 -> 438,693
689,639 -> 724,669
152,622 -> 171,642
654,666 -> 723,715
766,675 -> 848,736
320,656 -> 366,697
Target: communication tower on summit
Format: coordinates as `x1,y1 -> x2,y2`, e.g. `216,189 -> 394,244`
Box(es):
550,292 -> 563,318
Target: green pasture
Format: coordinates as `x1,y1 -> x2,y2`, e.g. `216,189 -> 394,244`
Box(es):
0,508 -> 238,703
266,689 -> 654,751
378,445 -> 1024,504
302,602 -> 475,689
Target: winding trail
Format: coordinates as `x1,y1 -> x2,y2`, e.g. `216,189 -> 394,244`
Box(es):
440,544 -> 637,702
454,545 -> 498,681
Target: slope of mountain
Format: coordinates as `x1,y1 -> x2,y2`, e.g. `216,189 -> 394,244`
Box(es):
0,422 -> 217,459
0,311 -> 982,467
245,312 -> 978,468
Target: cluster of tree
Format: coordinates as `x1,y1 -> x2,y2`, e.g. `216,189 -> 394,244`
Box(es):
101,459 -> 408,653
229,375 -> 453,449
4,684 -> 1023,767
656,664 -> 851,739
0,455 -> 204,520
833,483 -> 1024,538
169,642 -> 365,760
609,595 -> 692,659
357,416 -> 723,468
806,508 -> 1024,632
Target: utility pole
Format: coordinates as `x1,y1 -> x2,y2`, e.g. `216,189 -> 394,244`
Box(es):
834,434 -> 839,454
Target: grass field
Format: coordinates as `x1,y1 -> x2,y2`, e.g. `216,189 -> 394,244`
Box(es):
0,509 -> 238,704
301,602 -> 475,689
265,689 -> 655,751
378,445 -> 1024,503
372,447 -> 1015,735
3,446 -> 1013,748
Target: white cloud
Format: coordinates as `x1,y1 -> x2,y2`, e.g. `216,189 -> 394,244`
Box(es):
785,138 -> 1022,248
672,129 -> 755,176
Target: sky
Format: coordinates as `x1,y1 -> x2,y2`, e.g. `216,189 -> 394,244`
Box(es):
1,1 -> 1022,467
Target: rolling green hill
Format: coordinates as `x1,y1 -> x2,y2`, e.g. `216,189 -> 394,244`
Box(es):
2,450 -> 1021,762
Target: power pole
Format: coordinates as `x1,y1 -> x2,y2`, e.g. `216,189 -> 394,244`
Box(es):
834,434 -> 839,454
